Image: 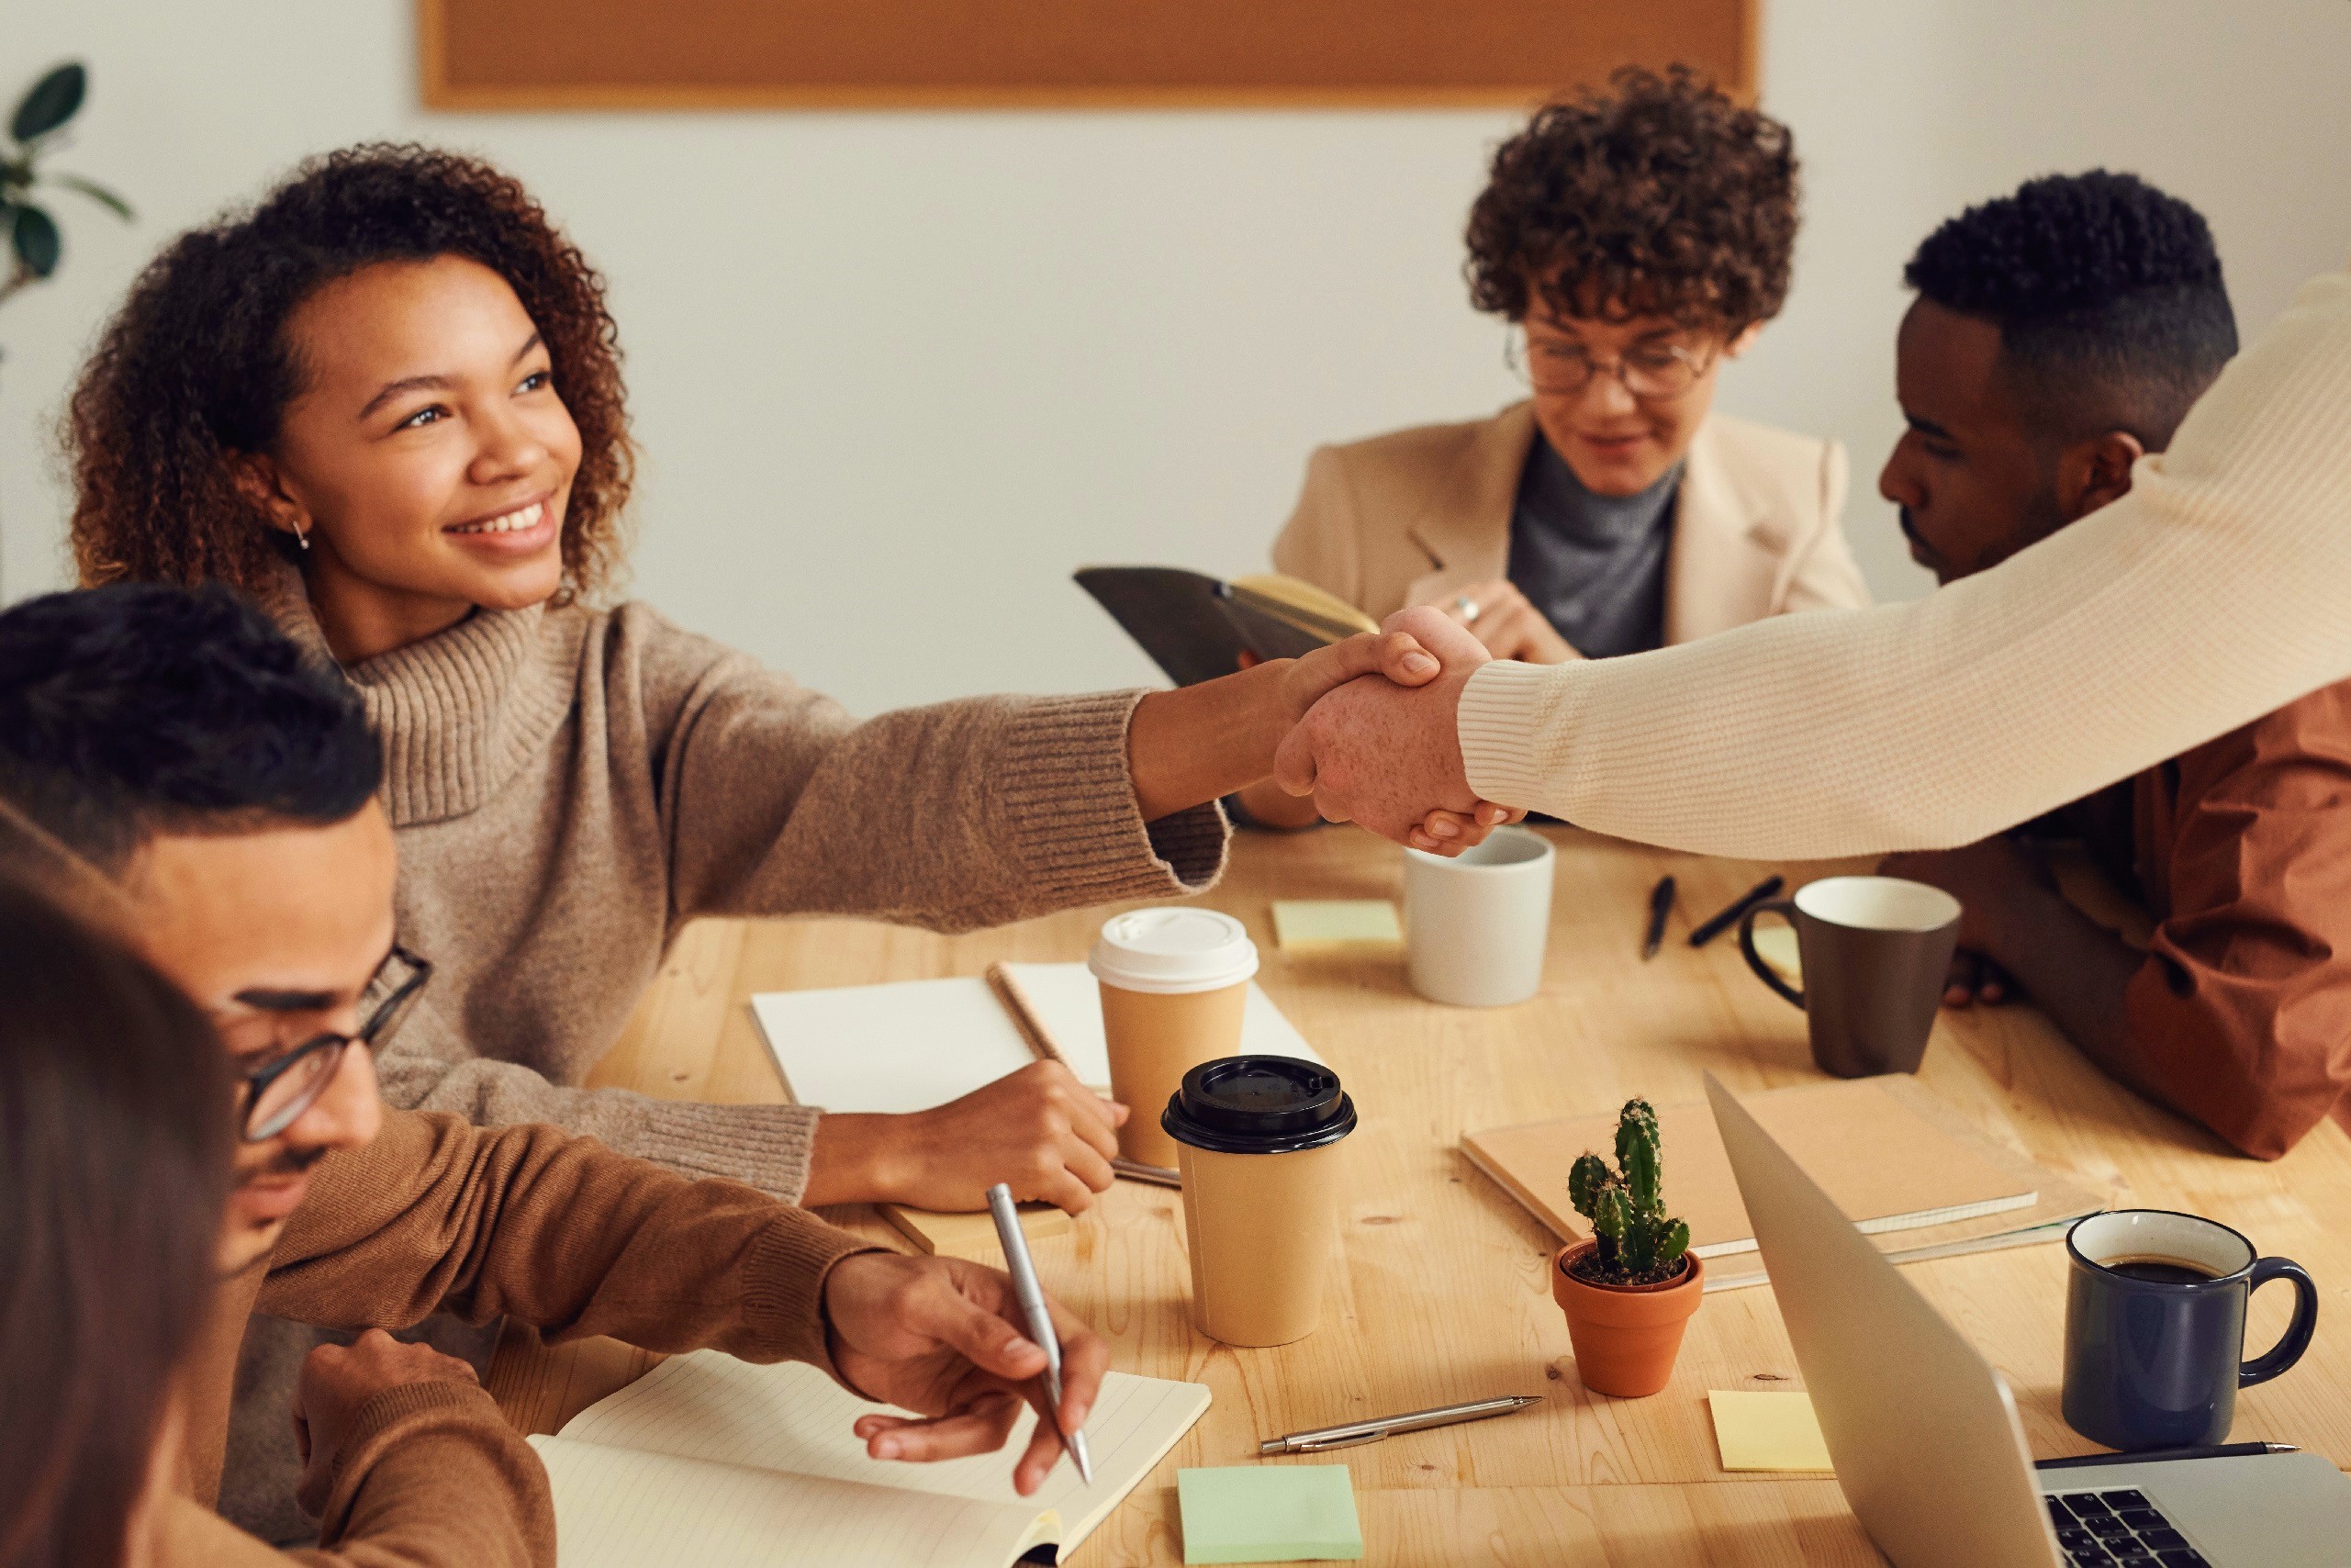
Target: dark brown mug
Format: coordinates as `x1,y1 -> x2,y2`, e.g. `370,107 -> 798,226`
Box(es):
1738,875 -> 1961,1078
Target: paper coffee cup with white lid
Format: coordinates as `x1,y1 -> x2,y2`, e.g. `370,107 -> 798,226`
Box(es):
1089,909 -> 1258,1164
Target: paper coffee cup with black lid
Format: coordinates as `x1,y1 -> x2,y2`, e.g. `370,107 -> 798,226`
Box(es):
1088,908 -> 1258,1167
1163,1055 -> 1357,1348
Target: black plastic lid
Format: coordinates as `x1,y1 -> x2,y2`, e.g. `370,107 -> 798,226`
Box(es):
1160,1055 -> 1357,1155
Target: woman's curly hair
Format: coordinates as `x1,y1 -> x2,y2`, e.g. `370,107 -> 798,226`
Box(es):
68,143 -> 633,603
1465,66 -> 1799,332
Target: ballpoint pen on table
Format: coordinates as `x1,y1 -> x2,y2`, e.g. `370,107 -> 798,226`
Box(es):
1258,1394 -> 1542,1454
985,1182 -> 1093,1484
1642,875 -> 1676,960
1110,1157 -> 1181,1188
1687,875 -> 1785,948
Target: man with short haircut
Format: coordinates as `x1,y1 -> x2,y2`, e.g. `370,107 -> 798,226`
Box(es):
1871,171 -> 2351,1159
0,584 -> 1104,1564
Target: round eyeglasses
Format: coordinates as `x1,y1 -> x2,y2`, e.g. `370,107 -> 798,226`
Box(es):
1506,330 -> 1714,400
237,946 -> 431,1141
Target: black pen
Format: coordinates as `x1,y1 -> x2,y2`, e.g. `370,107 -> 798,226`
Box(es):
1641,875 -> 1676,960
1687,875 -> 1785,948
2034,1441 -> 2297,1471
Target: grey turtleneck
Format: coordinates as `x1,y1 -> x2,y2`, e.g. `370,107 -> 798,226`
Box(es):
1505,432 -> 1682,659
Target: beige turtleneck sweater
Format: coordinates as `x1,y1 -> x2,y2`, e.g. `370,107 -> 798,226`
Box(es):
255,566 -> 1226,1195
1458,266 -> 2351,857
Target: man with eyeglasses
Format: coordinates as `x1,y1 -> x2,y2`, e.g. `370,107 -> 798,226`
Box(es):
0,583 -> 1106,1565
1235,67 -> 1868,830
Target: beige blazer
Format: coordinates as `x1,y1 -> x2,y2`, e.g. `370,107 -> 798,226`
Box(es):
1271,401 -> 1871,645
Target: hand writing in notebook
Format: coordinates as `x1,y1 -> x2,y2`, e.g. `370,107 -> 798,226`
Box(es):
823,1252 -> 1107,1496
802,1059 -> 1125,1214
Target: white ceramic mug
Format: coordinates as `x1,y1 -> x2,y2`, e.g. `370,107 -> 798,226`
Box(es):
1403,825 -> 1555,1006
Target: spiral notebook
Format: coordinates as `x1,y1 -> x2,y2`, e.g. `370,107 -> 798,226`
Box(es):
529,1350 -> 1210,1568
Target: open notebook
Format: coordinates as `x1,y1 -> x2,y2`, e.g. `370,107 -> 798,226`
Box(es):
529,1350 -> 1210,1568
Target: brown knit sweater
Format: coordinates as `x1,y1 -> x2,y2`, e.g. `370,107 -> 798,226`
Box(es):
183,1108 -> 876,1565
255,559 -> 1226,1196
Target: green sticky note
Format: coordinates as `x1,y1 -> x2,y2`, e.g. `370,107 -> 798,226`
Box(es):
1178,1464 -> 1364,1563
1271,900 -> 1404,952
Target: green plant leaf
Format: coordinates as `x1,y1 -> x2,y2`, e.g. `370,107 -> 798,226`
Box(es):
12,204 -> 61,276
11,63 -> 87,143
50,173 -> 130,221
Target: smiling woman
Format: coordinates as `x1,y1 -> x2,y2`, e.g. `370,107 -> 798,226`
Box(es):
54,143 -> 1499,1540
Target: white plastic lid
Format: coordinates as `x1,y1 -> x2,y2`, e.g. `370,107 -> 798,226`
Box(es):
1088,908 -> 1259,994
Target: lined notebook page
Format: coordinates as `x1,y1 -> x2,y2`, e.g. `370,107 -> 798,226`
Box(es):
528,1438 -> 1052,1568
550,1353 -> 1211,1547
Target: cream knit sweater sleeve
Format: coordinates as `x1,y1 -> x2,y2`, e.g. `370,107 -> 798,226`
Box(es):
1458,267 -> 2351,859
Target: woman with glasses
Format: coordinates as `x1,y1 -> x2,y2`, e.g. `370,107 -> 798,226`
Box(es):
1241,67 -> 1867,825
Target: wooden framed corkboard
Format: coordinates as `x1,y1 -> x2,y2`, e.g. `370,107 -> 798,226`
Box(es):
419,0 -> 1759,112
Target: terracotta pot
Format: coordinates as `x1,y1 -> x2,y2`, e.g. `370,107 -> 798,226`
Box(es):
1551,1239 -> 1706,1398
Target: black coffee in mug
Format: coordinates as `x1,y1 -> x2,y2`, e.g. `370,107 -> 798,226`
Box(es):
2103,1255 -> 2221,1287
2064,1209 -> 2318,1450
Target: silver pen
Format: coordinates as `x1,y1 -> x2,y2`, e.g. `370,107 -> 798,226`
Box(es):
1109,1157 -> 1181,1188
985,1182 -> 1093,1484
1259,1394 -> 1542,1454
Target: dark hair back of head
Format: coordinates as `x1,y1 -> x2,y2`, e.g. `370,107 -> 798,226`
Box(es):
68,141 -> 633,602
0,584 -> 380,872
0,876 -> 231,1568
1904,170 -> 2236,447
1466,64 -> 1799,330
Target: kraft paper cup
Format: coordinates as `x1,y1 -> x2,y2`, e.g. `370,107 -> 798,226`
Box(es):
1090,908 -> 1257,1167
1164,1056 -> 1358,1348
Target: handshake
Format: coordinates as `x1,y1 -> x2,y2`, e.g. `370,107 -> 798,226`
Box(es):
1265,605 -> 1524,853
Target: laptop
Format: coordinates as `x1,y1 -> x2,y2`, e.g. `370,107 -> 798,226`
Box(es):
1705,1071 -> 2351,1567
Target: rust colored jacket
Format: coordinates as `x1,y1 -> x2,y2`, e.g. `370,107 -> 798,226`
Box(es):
2071,677 -> 2351,1159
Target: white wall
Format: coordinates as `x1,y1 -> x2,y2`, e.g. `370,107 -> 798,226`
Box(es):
6,2 -> 2350,714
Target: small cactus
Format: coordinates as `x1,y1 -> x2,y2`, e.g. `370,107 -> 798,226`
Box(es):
1566,1098 -> 1692,1285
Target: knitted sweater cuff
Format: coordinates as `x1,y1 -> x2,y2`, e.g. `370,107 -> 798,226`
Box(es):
626,1098 -> 823,1204
315,1380 -> 527,1527
1458,660 -> 1578,813
743,1215 -> 887,1372
1001,690 -> 1229,901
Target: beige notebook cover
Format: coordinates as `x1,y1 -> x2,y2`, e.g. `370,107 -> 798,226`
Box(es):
529,1350 -> 1209,1568
1463,1077 -> 2105,1291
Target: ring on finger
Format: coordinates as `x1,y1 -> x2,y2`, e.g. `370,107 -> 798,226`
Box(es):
1453,593 -> 1482,624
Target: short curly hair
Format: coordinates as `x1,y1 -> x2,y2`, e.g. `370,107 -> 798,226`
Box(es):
1905,170 -> 2235,446
67,143 -> 633,603
1465,66 -> 1798,331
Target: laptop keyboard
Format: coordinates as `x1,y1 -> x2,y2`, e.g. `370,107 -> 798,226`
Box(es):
2045,1489 -> 2210,1566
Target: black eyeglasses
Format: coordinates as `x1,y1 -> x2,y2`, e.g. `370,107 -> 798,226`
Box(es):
236,946 -> 432,1142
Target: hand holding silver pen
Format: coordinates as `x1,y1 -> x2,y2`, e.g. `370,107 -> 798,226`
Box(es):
988,1182 -> 1096,1484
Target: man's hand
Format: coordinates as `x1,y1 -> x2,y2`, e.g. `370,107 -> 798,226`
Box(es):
291,1330 -> 483,1516
1880,837 -> 2054,1007
823,1251 -> 1106,1497
1274,607 -> 1499,846
1429,577 -> 1580,665
804,1061 -> 1124,1215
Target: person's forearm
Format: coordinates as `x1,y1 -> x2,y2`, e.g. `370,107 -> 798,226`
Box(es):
1127,662 -> 1300,822
1973,885 -> 2143,1082
1457,269 -> 2351,857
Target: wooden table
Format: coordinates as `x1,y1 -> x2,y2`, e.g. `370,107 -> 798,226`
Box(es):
487,827 -> 2351,1565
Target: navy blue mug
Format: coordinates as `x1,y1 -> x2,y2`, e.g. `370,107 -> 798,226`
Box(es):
2063,1209 -> 2318,1450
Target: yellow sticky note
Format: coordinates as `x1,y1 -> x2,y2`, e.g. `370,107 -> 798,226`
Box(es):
1708,1390 -> 1834,1472
1271,900 -> 1404,952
